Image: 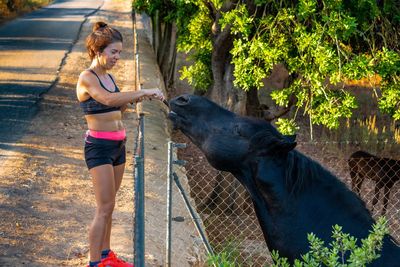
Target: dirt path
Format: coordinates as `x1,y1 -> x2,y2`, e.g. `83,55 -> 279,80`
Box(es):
0,1 -> 204,266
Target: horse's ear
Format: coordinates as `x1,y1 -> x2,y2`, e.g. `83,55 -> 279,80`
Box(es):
278,139 -> 297,154
285,134 -> 296,143
250,131 -> 297,156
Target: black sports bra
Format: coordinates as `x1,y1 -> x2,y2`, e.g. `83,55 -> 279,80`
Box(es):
79,69 -> 121,115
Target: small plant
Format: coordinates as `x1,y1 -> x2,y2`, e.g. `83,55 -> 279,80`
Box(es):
0,0 -> 51,18
270,217 -> 389,267
206,217 -> 389,266
207,237 -> 242,267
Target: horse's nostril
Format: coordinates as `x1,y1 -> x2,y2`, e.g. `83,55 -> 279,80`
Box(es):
176,94 -> 190,105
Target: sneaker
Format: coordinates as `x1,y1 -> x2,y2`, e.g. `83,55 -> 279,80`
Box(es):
102,250 -> 134,267
86,263 -> 108,267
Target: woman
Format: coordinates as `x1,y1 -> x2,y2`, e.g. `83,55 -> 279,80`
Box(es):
76,21 -> 164,267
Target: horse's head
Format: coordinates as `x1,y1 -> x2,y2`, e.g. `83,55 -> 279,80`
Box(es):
168,94 -> 297,172
168,94 -> 400,266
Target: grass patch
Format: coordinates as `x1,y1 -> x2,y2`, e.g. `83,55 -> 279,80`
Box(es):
0,0 -> 53,21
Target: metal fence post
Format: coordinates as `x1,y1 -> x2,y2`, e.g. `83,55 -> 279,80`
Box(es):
133,10 -> 145,267
134,155 -> 145,266
172,172 -> 214,256
166,141 -> 173,267
166,142 -> 214,266
134,113 -> 145,267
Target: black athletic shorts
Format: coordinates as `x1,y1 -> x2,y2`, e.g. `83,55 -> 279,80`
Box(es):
84,135 -> 126,170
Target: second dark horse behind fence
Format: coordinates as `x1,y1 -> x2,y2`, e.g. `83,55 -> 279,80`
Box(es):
168,94 -> 400,266
349,150 -> 400,215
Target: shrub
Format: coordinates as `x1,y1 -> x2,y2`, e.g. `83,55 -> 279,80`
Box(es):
270,217 -> 389,267
0,0 -> 51,19
206,217 -> 389,267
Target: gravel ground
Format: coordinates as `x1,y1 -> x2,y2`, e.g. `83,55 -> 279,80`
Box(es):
0,1 -> 205,266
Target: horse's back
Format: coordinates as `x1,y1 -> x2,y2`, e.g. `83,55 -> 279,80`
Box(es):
372,236 -> 400,267
349,150 -> 375,159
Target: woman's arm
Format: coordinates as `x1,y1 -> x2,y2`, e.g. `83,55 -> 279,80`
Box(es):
78,71 -> 164,106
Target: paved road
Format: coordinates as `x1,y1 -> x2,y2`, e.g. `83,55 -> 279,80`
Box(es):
0,0 -> 103,143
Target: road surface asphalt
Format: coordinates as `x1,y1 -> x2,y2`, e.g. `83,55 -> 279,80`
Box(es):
0,0 -> 103,143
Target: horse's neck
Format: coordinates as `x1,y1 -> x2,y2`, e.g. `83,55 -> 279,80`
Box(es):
255,156 -> 291,204
235,157 -> 290,210
232,166 -> 281,240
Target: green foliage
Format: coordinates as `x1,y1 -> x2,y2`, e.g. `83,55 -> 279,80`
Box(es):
180,59 -> 212,91
311,90 -> 358,129
133,0 -> 212,90
270,217 -> 389,267
379,81 -> 400,120
219,4 -> 253,38
225,0 -> 398,132
134,0 -> 400,132
0,0 -> 51,18
176,4 -> 213,90
132,0 -> 197,26
207,238 -> 242,267
275,118 -> 299,135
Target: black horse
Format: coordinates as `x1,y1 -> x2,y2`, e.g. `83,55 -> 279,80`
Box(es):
168,94 -> 400,266
349,150 -> 400,215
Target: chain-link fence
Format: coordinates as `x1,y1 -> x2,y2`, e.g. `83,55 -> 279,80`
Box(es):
171,138 -> 400,266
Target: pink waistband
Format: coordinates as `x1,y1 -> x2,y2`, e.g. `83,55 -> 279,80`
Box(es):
87,129 -> 126,141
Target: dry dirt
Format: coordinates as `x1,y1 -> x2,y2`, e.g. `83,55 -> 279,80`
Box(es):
0,1 -> 202,266
2,1 -> 398,267
0,1 -> 136,266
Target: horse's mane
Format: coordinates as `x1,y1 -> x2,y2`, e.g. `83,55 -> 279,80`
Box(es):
285,150 -> 367,204
285,150 -> 338,189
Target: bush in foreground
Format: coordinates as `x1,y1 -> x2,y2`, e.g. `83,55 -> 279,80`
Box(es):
207,217 -> 389,267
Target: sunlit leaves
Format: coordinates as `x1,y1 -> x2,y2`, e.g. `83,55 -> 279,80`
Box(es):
175,3 -> 213,89
177,7 -> 212,52
231,40 -> 267,90
220,4 -> 253,38
376,48 -> 400,79
379,81 -> 400,119
297,0 -> 317,21
311,90 -> 358,129
323,11 -> 358,41
275,118 -> 299,135
136,0 -> 400,130
271,80 -> 301,107
271,217 -> 389,266
210,0 -> 223,10
342,54 -> 375,80
224,2 -> 364,130
180,60 -> 212,91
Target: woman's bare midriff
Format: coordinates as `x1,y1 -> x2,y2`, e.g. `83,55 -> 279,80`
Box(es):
85,111 -> 124,131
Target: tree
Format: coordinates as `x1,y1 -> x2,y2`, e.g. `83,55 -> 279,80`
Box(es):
133,0 -> 197,88
133,0 -> 400,135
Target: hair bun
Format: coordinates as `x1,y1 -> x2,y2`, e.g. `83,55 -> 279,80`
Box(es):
93,21 -> 108,32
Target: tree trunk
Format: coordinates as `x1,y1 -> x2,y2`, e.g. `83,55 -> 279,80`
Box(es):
159,23 -> 172,66
6,0 -> 16,12
157,22 -> 172,64
166,45 -> 176,88
260,65 -> 298,121
208,26 -> 233,105
152,10 -> 161,55
153,22 -> 176,89
162,24 -> 177,88
246,87 -> 261,117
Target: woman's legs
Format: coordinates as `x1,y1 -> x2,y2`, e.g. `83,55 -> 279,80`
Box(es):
101,163 -> 125,252
89,164 -> 116,262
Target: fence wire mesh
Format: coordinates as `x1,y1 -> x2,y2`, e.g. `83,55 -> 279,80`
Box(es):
172,139 -> 400,266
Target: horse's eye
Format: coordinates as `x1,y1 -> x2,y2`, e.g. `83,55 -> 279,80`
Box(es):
233,125 -> 241,136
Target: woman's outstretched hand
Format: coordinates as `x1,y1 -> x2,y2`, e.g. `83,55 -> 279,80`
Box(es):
138,88 -> 165,102
134,88 -> 165,103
